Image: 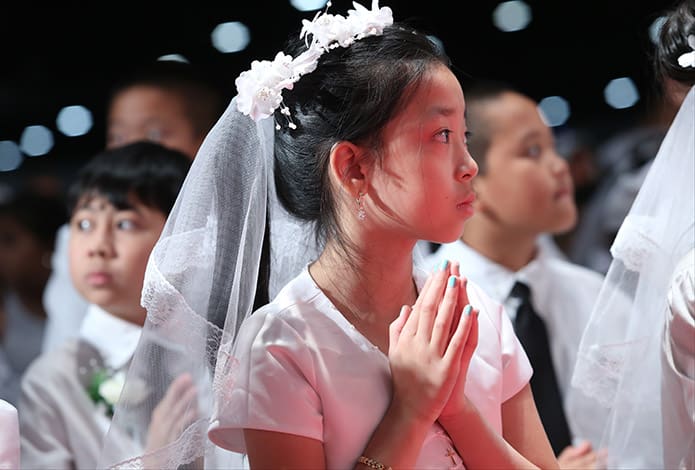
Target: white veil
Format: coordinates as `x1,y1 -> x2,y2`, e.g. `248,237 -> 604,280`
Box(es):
570,86 -> 695,469
97,97 -> 318,468
96,2 -> 399,466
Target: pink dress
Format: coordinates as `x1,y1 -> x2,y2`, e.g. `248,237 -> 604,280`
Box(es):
209,266 -> 531,469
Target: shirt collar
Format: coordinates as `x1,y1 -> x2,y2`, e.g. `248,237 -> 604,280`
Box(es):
440,240 -> 518,300
442,240 -> 552,301
79,304 -> 142,370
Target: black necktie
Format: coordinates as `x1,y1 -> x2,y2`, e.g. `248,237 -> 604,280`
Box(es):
510,281 -> 572,456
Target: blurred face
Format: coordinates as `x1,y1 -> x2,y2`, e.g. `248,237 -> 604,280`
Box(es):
68,194 -> 166,325
366,64 -> 478,244
106,85 -> 201,159
472,91 -> 576,235
0,216 -> 49,290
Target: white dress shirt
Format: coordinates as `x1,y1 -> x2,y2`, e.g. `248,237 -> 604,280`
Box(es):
19,304 -> 142,469
421,239 -> 606,447
79,304 -> 142,372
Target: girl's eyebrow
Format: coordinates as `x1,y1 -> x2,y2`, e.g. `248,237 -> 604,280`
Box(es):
426,104 -> 458,118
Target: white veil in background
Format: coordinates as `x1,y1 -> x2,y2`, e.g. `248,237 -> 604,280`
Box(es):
97,96 -> 318,468
570,86 -> 694,469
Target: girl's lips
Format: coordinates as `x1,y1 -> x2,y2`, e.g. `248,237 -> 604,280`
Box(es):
457,194 -> 476,214
86,272 -> 112,286
458,193 -> 476,207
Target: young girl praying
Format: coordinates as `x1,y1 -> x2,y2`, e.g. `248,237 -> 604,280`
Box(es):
102,2 -> 560,468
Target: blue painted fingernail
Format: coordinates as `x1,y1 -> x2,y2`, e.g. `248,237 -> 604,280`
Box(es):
440,259 -> 449,271
463,305 -> 472,316
447,275 -> 456,288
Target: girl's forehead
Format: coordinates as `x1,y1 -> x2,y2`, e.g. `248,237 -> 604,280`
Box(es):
402,67 -> 464,118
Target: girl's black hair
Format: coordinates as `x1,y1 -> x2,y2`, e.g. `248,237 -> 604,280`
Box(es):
67,140 -> 192,217
248,21 -> 451,312
273,22 -> 451,252
653,0 -> 695,89
459,79 -> 519,176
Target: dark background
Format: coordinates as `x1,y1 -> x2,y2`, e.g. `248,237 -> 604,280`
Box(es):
0,0 -> 676,191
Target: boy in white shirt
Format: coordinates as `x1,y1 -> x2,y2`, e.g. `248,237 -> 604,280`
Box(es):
19,141 -> 195,469
423,81 -> 605,469
41,60 -> 226,353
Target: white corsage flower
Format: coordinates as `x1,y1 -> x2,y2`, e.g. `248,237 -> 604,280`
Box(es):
99,370 -> 126,406
677,35 -> 695,68
88,368 -> 125,417
235,0 -> 393,124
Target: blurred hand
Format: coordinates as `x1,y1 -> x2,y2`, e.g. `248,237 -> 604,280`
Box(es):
145,372 -> 198,453
557,441 -> 604,470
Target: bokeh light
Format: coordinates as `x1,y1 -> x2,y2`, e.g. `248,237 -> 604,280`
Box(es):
56,105 -> 93,137
0,141 -> 24,172
211,22 -> 250,53
604,77 -> 640,109
538,96 -> 571,127
290,0 -> 328,11
157,54 -> 189,63
19,125 -> 54,157
493,1 -> 532,32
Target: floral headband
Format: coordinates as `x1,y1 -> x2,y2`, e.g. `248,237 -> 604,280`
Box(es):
235,0 -> 393,128
677,34 -> 695,68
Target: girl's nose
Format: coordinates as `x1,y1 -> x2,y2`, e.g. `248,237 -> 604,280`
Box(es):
456,149 -> 479,182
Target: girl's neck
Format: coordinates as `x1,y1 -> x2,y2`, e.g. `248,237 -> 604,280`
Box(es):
309,238 -> 418,352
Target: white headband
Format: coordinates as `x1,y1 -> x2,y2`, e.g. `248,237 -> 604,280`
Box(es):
234,0 -> 393,127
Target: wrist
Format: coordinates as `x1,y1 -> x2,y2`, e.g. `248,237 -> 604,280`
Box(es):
438,396 -> 475,429
387,395 -> 438,431
358,398 -> 432,468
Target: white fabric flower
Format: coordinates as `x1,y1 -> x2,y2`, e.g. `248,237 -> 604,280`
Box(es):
348,0 -> 393,38
678,51 -> 695,68
235,52 -> 296,121
98,370 -> 126,406
235,0 -> 393,123
677,34 -> 695,68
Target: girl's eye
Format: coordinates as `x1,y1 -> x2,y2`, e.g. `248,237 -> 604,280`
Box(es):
116,219 -> 136,230
464,131 -> 472,145
436,129 -> 452,143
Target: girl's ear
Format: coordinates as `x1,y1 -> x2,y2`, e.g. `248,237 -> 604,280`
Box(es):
328,141 -> 369,197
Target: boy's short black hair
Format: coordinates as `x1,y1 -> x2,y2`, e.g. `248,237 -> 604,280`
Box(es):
464,79 -> 521,175
67,140 -> 192,216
